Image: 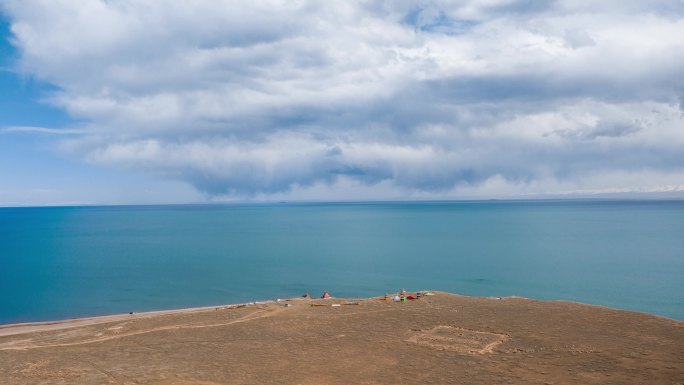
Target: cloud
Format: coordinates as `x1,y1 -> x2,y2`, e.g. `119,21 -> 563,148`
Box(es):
2,0 -> 684,198
1,126 -> 86,135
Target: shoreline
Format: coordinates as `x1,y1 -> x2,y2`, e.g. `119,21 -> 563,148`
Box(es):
2,292 -> 682,337
2,290 -> 683,384
0,298 -> 296,337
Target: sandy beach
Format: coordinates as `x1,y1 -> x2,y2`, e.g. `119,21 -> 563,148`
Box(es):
1,291 -> 683,384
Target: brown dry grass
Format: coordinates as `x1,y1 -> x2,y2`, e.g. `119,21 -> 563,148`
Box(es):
1,292 -> 683,384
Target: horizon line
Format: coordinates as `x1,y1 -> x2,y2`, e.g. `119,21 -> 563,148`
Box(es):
2,195 -> 683,209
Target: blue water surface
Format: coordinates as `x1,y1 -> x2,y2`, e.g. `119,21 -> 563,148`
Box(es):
1,200 -> 683,323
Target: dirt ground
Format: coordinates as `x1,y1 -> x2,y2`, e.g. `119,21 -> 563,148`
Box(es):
1,292 -> 683,384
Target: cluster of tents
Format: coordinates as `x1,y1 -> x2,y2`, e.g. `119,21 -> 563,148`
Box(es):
302,289 -> 435,303
301,291 -> 331,299
383,289 -> 435,302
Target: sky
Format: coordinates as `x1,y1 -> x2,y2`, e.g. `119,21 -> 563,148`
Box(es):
1,0 -> 684,206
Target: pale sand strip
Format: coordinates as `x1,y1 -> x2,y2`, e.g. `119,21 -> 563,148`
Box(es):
0,299 -> 289,337
0,307 -> 286,351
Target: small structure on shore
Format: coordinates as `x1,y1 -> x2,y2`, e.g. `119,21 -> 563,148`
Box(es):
321,290 -> 331,299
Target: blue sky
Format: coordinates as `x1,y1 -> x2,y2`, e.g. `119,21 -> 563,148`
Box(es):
1,1 -> 684,206
0,13 -> 201,205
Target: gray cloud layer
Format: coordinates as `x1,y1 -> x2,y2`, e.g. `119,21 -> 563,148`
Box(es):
3,0 -> 684,198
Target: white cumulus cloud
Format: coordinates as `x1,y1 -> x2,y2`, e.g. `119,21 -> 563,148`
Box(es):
3,0 -> 684,198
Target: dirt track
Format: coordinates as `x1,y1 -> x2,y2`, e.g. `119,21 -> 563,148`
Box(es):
1,292 -> 683,384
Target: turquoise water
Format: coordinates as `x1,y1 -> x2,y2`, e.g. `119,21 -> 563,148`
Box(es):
1,200 -> 683,323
